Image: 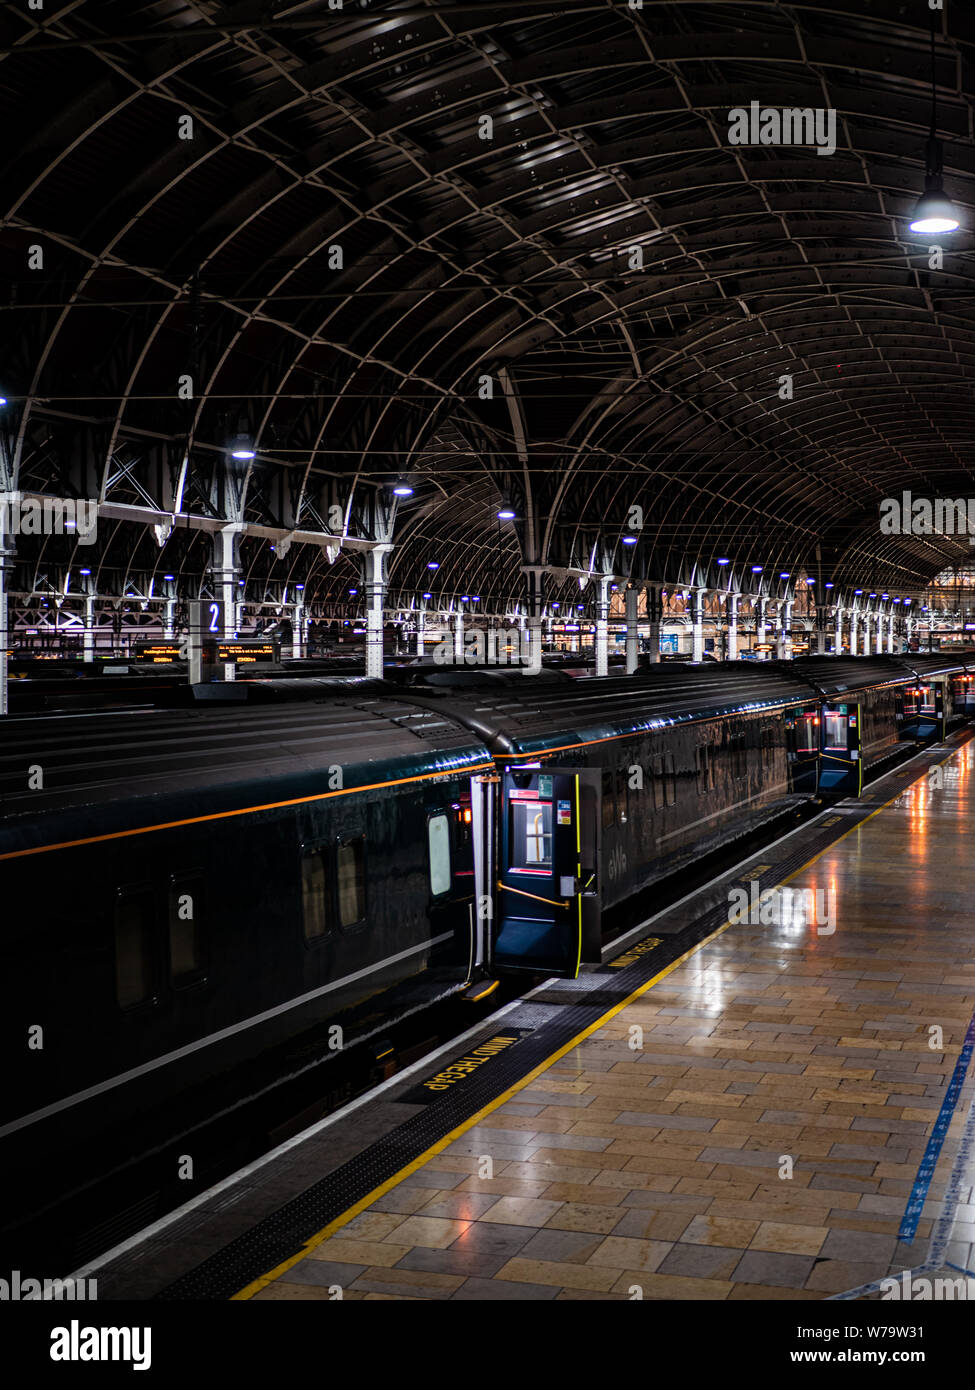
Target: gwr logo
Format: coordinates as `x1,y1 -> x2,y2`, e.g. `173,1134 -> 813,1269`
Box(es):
606,843 -> 628,881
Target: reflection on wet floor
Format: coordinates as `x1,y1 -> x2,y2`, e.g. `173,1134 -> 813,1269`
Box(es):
256,742 -> 975,1300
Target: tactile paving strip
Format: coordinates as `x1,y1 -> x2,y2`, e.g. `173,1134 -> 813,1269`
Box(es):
155,738 -> 965,1300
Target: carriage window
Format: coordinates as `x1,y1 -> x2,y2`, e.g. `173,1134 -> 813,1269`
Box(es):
115,890 -> 156,1009
615,767 -> 629,821
651,755 -> 664,810
301,848 -> 330,942
511,799 -> 553,869
824,711 -> 847,751
696,745 -> 713,794
664,752 -> 677,806
428,814 -> 451,897
337,837 -> 367,926
168,875 -> 206,985
730,731 -> 747,780
602,771 -> 616,829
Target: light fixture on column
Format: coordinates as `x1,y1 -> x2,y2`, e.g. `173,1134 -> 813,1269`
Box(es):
621,533 -> 638,546
392,478 -> 414,497
497,498 -> 516,520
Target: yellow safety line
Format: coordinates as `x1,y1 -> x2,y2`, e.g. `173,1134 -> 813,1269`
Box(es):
231,733 -> 969,1301
231,919 -> 734,1300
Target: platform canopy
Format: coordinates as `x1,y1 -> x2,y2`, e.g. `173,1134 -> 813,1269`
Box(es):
2,1 -> 975,611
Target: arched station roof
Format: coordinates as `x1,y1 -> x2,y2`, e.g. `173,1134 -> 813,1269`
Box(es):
3,0 -> 975,611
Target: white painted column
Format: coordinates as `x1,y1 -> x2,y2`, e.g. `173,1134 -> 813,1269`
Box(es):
595,575 -> 610,676
363,546 -> 389,680
83,592 -> 96,663
755,597 -> 767,658
415,602 -> 426,657
875,611 -> 884,655
292,599 -> 306,658
887,613 -> 895,654
691,590 -> 704,662
625,586 -> 639,674
453,606 -> 464,662
726,592 -> 738,661
647,587 -> 661,663
834,607 -> 843,655
850,609 -> 859,657
776,600 -> 793,660
0,545 -> 9,715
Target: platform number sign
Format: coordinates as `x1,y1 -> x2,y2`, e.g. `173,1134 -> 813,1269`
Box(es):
189,599 -> 225,639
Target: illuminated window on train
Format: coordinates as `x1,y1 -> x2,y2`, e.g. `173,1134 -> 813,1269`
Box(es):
510,799 -> 552,869
824,711 -> 847,750
428,814 -> 451,896
114,890 -> 156,1009
337,837 -> 367,926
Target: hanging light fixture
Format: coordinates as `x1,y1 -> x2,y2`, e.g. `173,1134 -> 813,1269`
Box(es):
909,21 -> 959,234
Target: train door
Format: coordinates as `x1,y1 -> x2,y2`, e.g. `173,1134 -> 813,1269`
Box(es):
818,702 -> 862,796
785,707 -> 821,792
916,682 -> 945,740
902,683 -> 944,741
495,768 -> 600,976
953,673 -> 975,717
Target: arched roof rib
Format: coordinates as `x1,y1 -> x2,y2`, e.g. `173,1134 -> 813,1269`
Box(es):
2,1 -> 975,608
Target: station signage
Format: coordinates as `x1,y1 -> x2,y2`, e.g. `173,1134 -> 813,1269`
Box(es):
133,642 -> 182,664
216,640 -> 277,664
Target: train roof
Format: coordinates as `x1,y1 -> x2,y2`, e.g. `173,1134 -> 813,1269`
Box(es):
408,661 -> 821,758
0,699 -> 489,854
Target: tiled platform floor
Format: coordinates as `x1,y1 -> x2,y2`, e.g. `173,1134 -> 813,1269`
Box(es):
254,742 -> 975,1300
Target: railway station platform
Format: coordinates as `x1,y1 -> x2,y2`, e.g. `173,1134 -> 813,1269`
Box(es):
90,733 -> 975,1302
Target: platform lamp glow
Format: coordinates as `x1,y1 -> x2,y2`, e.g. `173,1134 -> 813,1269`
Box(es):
909,23 -> 959,235
229,433 -> 255,460
392,478 -> 414,497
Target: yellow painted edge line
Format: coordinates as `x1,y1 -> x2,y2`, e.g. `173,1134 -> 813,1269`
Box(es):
230,919 -> 734,1300
231,732 -> 969,1301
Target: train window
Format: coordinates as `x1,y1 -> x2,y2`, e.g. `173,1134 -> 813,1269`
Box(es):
824,711 -> 847,751
664,752 -> 677,806
510,798 -> 553,870
168,875 -> 206,986
730,731 -> 747,781
301,848 -> 330,942
651,755 -> 664,811
337,837 -> 367,927
615,767 -> 629,822
428,814 -> 451,897
601,771 -> 616,829
114,890 -> 157,1009
696,744 -> 713,794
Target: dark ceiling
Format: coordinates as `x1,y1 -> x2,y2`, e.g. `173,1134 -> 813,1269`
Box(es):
3,0 -> 975,611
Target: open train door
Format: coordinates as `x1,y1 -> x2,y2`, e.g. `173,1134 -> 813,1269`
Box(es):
818,702 -> 862,797
916,682 -> 945,741
495,767 -> 600,976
